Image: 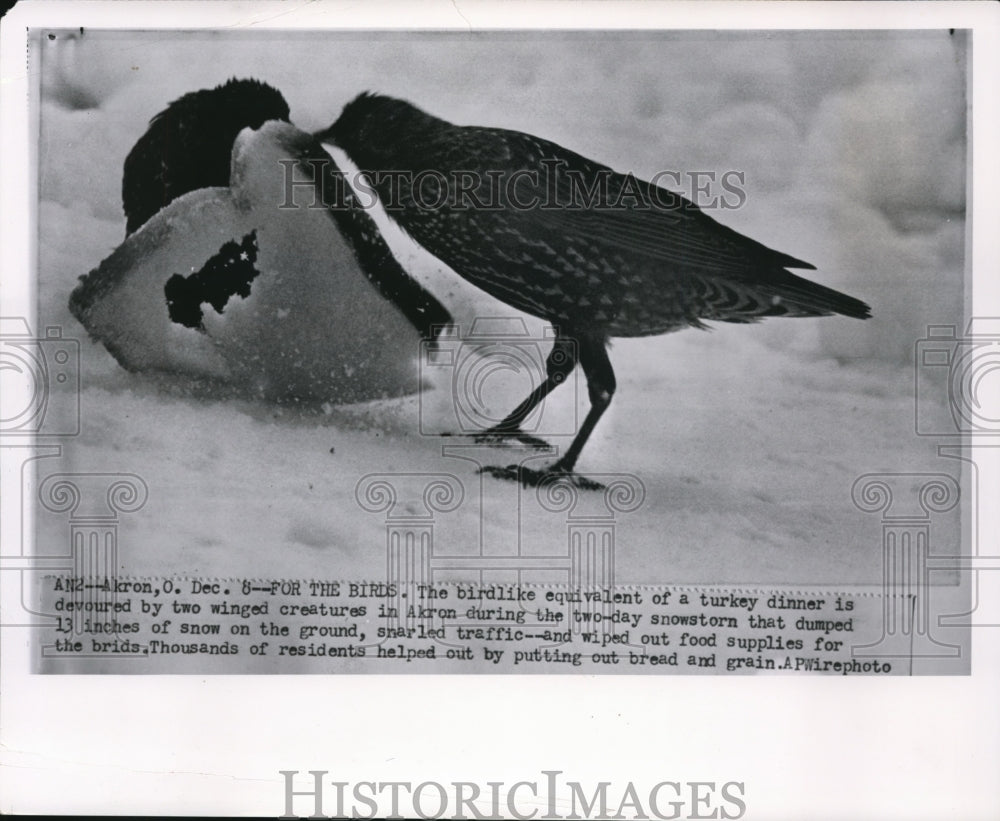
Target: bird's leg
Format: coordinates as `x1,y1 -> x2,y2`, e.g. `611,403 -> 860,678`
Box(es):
474,333 -> 577,450
550,336 -> 615,474
481,335 -> 615,490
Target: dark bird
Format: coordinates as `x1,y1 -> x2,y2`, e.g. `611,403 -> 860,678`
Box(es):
319,93 -> 872,488
114,79 -> 450,344
122,77 -> 291,235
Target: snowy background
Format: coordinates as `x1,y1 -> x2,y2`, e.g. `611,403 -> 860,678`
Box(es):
34,29 -> 965,586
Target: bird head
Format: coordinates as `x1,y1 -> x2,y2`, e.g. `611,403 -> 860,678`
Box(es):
316,92 -> 440,167
212,77 -> 291,129
123,77 -> 291,234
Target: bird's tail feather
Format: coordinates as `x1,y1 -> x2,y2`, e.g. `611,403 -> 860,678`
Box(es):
757,269 -> 871,320
689,268 -> 871,326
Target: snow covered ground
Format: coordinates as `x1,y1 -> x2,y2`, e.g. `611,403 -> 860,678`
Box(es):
33,30 -> 965,586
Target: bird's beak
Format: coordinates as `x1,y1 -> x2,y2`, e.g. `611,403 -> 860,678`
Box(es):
313,124 -> 337,146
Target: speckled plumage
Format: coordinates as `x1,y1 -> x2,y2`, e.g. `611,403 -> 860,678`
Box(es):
321,93 -> 871,486
324,93 -> 871,334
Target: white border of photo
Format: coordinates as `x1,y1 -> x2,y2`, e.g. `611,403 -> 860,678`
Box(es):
2,2 -> 998,818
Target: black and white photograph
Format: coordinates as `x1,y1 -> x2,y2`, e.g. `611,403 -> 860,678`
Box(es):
27,25 -> 970,667
2,1 -> 999,818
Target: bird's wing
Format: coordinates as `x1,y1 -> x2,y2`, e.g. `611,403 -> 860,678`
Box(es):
416,127 -> 868,319
486,129 -> 813,275
409,125 -> 814,277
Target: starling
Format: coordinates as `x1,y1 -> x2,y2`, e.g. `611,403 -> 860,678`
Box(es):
122,78 -> 291,235
114,79 -> 450,343
320,93 -> 872,488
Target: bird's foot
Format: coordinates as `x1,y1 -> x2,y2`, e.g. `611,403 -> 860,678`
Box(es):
442,426 -> 554,452
478,463 -> 605,491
